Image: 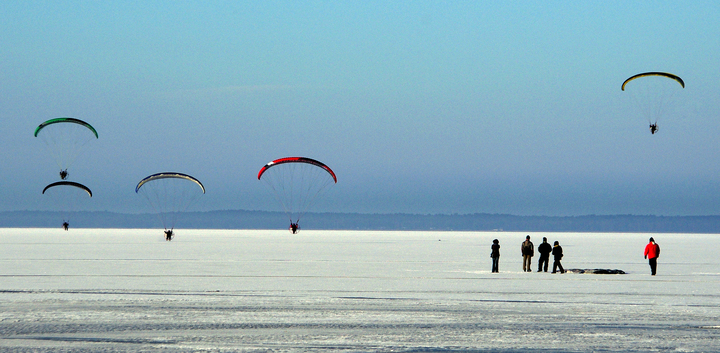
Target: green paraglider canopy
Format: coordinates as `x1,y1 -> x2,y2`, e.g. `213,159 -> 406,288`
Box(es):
34,117 -> 98,177
35,118 -> 98,138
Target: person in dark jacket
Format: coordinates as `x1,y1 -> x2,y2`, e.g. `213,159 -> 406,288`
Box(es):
521,235 -> 534,272
644,237 -> 660,275
290,222 -> 299,234
552,241 -> 565,274
490,239 -> 500,273
537,237 -> 552,272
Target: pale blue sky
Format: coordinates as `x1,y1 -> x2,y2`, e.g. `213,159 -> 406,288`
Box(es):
2,1 -> 719,216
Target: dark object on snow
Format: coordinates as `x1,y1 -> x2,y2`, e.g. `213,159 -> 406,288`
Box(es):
566,268 -> 626,274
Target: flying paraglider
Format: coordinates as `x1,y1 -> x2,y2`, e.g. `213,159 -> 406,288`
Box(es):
621,72 -> 684,134
621,72 -> 684,91
42,181 -> 93,197
258,157 -> 337,233
136,172 -> 205,240
42,181 -> 93,229
35,118 -> 98,179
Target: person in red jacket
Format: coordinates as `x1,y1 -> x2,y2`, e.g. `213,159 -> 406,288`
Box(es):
644,237 -> 661,275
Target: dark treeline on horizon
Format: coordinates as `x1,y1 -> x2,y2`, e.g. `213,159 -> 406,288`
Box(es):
1,210 -> 720,233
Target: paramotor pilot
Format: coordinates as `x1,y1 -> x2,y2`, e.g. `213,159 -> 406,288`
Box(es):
649,123 -> 658,135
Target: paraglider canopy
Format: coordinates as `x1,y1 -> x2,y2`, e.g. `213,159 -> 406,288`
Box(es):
136,172 -> 206,194
42,181 -> 93,228
135,172 -> 205,234
34,117 -> 98,176
42,181 -> 93,197
258,157 -> 337,183
258,157 -> 337,227
621,72 -> 685,133
35,118 -> 98,138
621,72 -> 684,91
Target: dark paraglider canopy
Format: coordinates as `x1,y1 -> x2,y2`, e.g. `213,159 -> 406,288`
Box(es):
621,72 -> 685,134
42,181 -> 93,228
42,181 -> 93,197
621,72 -> 684,91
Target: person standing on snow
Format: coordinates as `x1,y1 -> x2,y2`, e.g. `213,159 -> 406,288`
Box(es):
644,237 -> 660,276
521,235 -> 534,272
490,239 -> 500,273
552,241 -> 565,274
537,237 -> 552,272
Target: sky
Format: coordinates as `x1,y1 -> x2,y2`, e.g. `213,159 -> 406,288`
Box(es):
2,1 -> 720,217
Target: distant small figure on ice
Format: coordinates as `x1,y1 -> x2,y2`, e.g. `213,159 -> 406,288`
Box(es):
62,221 -> 69,231
552,241 -> 565,274
521,235 -> 534,272
289,222 -> 299,234
164,229 -> 173,241
644,237 -> 660,275
490,239 -> 500,273
537,237 -> 552,272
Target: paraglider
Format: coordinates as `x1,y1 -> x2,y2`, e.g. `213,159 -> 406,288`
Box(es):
136,172 -> 205,240
42,181 -> 93,229
621,72 -> 684,134
258,157 -> 337,232
34,118 -> 98,179
42,181 -> 93,197
621,72 -> 684,91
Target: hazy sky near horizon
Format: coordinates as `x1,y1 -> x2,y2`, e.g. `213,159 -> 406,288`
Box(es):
2,1 -> 720,217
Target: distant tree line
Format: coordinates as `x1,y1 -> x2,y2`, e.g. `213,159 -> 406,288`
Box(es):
1,210 -> 720,233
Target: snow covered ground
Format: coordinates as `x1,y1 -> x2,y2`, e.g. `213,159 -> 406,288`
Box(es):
1,228 -> 718,352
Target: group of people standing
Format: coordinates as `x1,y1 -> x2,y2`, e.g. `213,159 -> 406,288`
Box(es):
518,235 -> 565,273
490,235 -> 661,276
491,236 -> 564,273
